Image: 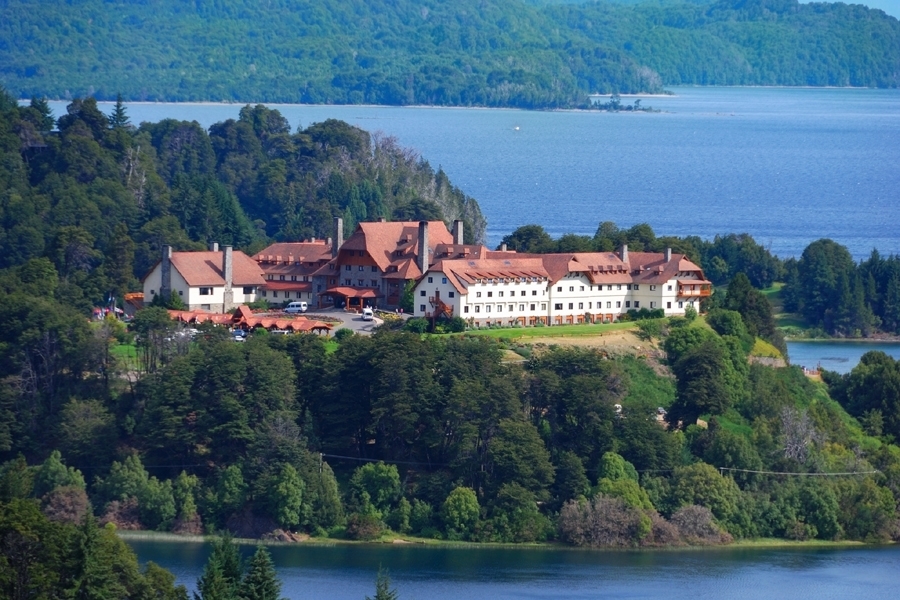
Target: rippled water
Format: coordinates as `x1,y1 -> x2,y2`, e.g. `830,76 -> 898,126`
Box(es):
787,340 -> 900,374
127,538 -> 900,600
44,87 -> 900,259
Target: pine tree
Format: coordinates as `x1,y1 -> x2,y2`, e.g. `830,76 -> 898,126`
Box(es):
195,534 -> 242,600
238,546 -> 283,600
109,93 -> 130,129
366,567 -> 399,600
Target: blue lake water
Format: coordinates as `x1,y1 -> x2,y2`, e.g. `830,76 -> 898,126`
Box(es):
44,87 -> 900,259
786,340 -> 900,374
127,538 -> 900,600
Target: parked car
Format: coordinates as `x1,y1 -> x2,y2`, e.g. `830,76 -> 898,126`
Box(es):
285,301 -> 308,314
362,308 -> 374,321
232,329 -> 247,342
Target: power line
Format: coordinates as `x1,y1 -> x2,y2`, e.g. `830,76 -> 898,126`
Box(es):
717,467 -> 879,477
319,453 -> 448,468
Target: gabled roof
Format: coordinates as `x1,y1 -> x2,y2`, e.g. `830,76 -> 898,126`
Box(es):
628,252 -> 707,285
168,251 -> 266,287
344,221 -> 454,272
423,256 -> 549,294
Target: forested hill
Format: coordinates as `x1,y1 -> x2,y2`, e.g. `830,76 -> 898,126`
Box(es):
1,1 -> 897,108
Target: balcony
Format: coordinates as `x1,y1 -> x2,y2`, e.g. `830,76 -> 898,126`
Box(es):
678,284 -> 712,297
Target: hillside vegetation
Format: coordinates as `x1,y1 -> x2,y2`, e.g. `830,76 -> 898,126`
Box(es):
1,0 -> 897,107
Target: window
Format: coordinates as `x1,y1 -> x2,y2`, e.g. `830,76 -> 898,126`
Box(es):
569,286 -> 574,292
508,305 -> 513,312
530,304 -> 536,311
359,265 -> 365,271
487,291 -> 493,298
345,265 -> 351,271
371,280 -> 378,287
554,303 -> 562,310
448,291 -> 455,298
428,276 -> 433,283
201,304 -> 211,311
519,304 -> 524,311
420,304 -> 426,312
634,285 -> 640,290
578,302 -> 584,309
358,251 -> 364,257
580,286 -> 585,291
541,303 -> 547,310
607,285 -> 612,291
420,290 -> 426,296
617,284 -> 622,290
486,305 -> 492,312
357,279 -> 363,286
497,305 -> 502,313
568,303 -> 574,310
650,302 -> 656,308
344,279 -> 351,285
476,292 -> 482,298
279,275 -> 286,281
261,290 -> 267,297
199,287 -> 212,295
273,291 -> 279,298
616,301 -> 622,308
606,301 -> 611,308
625,301 -> 631,308
372,266 -> 378,272
627,284 -> 632,290
532,290 -> 537,296
243,286 -> 253,294
475,305 -> 481,313
303,276 -> 308,282
464,306 -> 470,313
499,291 -> 504,297
291,275 -> 296,281
650,285 -> 656,291
177,290 -> 183,296
150,289 -> 155,295
521,291 -> 526,296
557,286 -> 562,292
442,277 -> 447,284
667,285 -> 673,291
267,274 -> 273,280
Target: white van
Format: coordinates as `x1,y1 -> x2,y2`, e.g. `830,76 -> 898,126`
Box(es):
362,308 -> 374,321
285,301 -> 307,314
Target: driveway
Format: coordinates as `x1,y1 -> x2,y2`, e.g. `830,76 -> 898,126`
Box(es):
310,307 -> 383,336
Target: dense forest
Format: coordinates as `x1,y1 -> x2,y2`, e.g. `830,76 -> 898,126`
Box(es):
1,0 -> 897,108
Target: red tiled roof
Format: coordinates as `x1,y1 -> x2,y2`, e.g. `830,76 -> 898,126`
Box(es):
324,286 -> 379,298
263,281 -> 313,292
253,241 -> 332,264
343,221 -> 454,272
168,251 -> 266,287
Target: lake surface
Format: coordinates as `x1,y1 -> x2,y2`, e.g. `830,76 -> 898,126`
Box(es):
127,538 -> 900,599
787,340 -> 900,374
43,87 -> 900,259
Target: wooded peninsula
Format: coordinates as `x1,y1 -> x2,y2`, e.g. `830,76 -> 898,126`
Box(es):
1,0 -> 898,108
2,92 -> 900,599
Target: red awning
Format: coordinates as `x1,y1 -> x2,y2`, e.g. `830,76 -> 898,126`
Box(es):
323,286 -> 379,298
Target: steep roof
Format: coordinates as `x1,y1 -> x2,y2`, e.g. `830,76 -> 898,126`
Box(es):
348,221 -> 454,272
169,251 -> 266,287
628,252 -> 708,285
425,256 -> 549,294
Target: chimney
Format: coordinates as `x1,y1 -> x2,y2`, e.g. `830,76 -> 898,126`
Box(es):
501,243 -> 508,252
222,245 -> 234,312
209,242 -> 219,252
160,245 -> 173,301
452,219 -> 464,245
311,237 -> 316,243
665,247 -> 672,263
418,221 -> 429,273
333,217 -> 343,258
378,217 -> 386,222
620,244 -> 629,264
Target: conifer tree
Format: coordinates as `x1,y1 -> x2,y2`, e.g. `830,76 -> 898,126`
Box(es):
238,546 -> 283,600
366,567 -> 398,600
109,93 -> 130,129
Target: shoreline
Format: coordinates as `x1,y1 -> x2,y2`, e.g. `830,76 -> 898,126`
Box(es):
117,530 -> 880,552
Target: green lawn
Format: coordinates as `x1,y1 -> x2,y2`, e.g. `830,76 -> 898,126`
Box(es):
452,321 -> 637,340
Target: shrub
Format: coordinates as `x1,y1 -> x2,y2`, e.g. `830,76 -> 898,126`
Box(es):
334,328 -> 354,341
558,495 -> 648,548
345,513 -> 383,540
403,318 -> 429,334
670,505 -> 731,545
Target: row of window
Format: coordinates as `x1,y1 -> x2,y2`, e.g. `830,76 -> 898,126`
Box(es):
346,264 -> 379,272
453,300 -> 688,315
555,283 -> 666,292
475,289 -> 540,298
420,290 -> 456,298
198,286 -> 255,295
344,279 -> 380,287
261,290 -> 311,299
465,303 -> 547,314
267,274 -> 311,282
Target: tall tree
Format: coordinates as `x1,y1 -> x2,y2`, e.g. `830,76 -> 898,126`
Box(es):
238,546 -> 282,600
